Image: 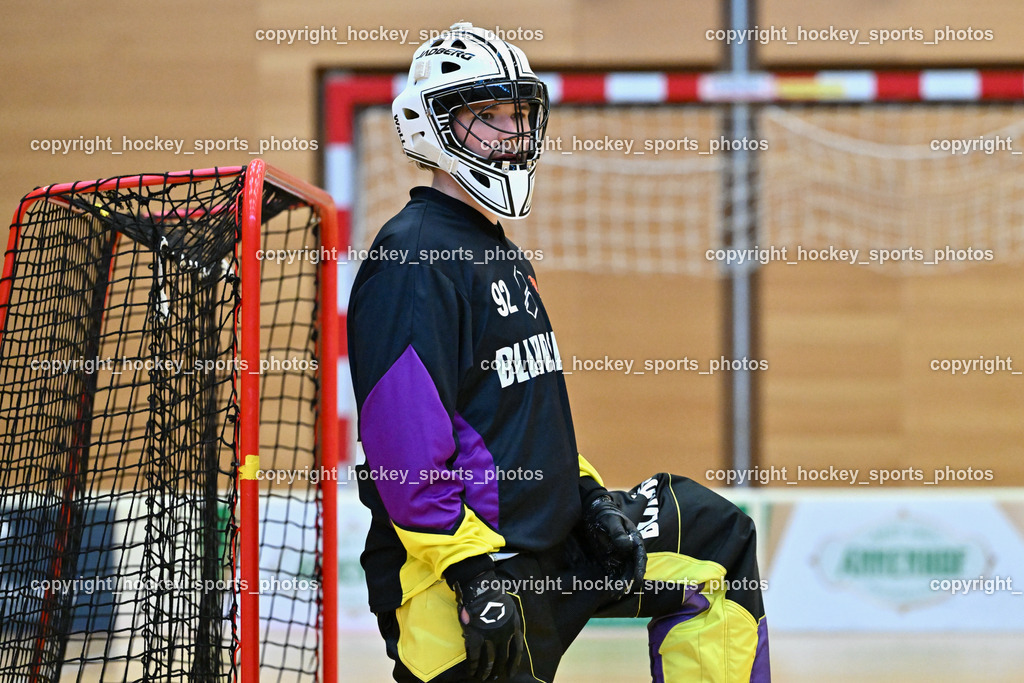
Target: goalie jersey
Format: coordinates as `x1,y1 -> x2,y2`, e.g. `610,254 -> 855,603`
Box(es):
348,187 -> 602,612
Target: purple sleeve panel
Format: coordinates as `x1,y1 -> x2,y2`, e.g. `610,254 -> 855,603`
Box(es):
361,345 -> 462,530
452,413 -> 500,529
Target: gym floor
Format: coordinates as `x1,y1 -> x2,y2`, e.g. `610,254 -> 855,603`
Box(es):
338,627 -> 1024,682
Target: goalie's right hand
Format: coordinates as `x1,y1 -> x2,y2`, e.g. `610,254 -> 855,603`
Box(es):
451,569 -> 523,680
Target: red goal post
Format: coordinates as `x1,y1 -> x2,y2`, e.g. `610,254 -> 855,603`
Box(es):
236,161 -> 340,683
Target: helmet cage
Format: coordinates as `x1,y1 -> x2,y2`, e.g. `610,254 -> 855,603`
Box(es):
429,78 -> 549,169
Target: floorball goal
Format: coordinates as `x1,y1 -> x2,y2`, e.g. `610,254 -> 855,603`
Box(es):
0,161 -> 339,683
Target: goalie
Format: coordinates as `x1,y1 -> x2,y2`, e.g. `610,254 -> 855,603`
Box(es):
348,22 -> 771,682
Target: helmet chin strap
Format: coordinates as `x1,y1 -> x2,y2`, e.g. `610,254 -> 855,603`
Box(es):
412,136 -> 458,174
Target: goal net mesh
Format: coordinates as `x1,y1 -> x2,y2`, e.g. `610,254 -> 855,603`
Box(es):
356,106 -> 725,276
0,168 -> 325,682
355,103 -> 1024,274
760,103 -> 1024,271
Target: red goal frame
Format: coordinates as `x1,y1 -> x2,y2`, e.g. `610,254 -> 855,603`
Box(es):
2,159 -> 339,683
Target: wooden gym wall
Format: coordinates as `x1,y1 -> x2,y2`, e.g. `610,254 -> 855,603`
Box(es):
1,1 -> 1022,488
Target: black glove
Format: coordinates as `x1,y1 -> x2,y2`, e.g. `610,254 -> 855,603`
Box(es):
583,494 -> 647,594
450,569 -> 523,680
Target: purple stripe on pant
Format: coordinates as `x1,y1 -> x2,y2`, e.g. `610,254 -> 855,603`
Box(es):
648,586 -> 711,683
647,588 -> 771,682
752,617 -> 771,682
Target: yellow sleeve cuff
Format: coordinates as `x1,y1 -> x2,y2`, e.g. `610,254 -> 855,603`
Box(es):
578,453 -> 605,487
392,506 -> 505,586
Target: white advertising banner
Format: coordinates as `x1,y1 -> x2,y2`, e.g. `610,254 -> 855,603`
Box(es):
764,497 -> 1024,631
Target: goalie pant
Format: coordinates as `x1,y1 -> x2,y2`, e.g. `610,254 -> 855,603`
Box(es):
376,473 -> 770,682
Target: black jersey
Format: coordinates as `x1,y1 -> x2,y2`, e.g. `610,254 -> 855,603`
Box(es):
348,187 -> 603,611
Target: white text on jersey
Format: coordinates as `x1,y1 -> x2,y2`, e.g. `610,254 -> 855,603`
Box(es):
493,332 -> 562,388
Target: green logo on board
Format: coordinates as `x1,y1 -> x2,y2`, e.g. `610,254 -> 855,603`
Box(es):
812,510 -> 994,611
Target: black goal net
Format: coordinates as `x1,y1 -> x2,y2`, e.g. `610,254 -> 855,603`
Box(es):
0,163 -> 336,683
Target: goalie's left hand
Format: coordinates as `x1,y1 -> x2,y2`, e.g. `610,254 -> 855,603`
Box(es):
583,494 -> 647,594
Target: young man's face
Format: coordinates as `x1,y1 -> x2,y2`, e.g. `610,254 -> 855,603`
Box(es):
452,100 -> 533,163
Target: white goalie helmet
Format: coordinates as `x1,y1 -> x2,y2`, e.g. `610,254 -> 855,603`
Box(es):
393,22 -> 550,220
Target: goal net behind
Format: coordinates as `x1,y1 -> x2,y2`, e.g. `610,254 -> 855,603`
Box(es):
352,98 -> 1024,485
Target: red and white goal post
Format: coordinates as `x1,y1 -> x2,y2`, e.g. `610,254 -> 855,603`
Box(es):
324,68 -> 1024,476
0,160 -> 339,683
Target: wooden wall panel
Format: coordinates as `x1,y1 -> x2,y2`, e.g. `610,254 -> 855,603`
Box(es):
762,263 -> 1024,486
541,272 -> 724,490
1,1 -> 718,247
255,0 -> 720,68
759,0 -> 1024,66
